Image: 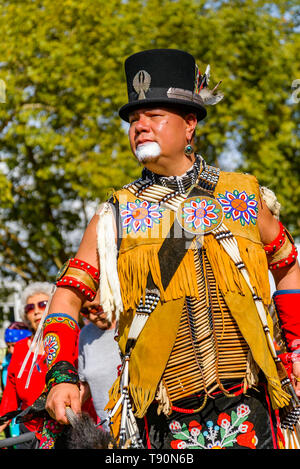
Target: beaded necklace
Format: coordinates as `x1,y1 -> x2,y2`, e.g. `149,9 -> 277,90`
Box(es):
125,154 -> 220,214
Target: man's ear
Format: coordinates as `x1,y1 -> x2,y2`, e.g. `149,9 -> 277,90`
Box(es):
184,113 -> 198,141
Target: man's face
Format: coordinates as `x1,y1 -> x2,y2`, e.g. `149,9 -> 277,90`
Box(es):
128,107 -> 192,164
81,302 -> 113,330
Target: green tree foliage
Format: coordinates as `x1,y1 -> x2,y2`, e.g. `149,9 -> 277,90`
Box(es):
0,0 -> 299,286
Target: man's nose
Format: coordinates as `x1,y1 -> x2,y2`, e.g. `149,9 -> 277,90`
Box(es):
135,115 -> 151,133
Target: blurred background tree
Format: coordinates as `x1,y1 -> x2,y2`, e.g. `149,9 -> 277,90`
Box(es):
0,0 -> 299,294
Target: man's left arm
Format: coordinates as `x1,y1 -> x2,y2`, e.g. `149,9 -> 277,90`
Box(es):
257,195 -> 300,396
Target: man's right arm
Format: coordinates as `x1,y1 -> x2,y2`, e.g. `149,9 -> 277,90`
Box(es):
45,213 -> 100,424
48,212 -> 101,323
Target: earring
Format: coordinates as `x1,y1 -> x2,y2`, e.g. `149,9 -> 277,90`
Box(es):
184,141 -> 194,156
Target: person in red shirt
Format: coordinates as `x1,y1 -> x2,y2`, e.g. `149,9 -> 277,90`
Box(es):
0,282 -> 52,449
1,322 -> 32,440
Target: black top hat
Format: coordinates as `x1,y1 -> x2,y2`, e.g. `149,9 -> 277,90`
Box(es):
119,49 -> 208,122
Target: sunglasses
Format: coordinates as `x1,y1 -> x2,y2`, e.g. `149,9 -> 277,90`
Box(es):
80,304 -> 104,317
24,300 -> 48,314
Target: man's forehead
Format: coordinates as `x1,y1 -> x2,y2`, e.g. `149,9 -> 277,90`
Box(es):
129,106 -> 168,116
128,106 -> 188,119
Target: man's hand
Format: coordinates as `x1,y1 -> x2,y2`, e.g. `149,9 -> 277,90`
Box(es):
45,383 -> 81,425
292,361 -> 300,398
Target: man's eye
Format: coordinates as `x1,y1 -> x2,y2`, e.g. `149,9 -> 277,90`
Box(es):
129,114 -> 137,121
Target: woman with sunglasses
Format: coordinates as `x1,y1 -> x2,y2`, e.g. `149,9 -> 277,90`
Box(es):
0,282 -> 52,448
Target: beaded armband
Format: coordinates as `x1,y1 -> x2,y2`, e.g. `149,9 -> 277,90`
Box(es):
46,361 -> 79,392
43,313 -> 80,369
263,222 -> 298,270
56,258 -> 100,301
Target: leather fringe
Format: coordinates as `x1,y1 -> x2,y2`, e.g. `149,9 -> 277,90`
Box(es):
267,378 -> 291,409
117,245 -> 199,311
204,235 -> 270,306
129,384 -> 154,419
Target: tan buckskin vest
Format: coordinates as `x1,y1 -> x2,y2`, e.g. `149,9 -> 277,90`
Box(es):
106,171 -> 290,419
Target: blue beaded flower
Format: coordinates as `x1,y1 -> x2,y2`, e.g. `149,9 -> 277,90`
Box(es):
120,199 -> 165,233
217,190 -> 258,226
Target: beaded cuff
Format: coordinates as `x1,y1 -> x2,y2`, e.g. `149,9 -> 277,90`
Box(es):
46,361 -> 79,392
264,223 -> 298,270
43,313 -> 80,369
56,258 -> 100,301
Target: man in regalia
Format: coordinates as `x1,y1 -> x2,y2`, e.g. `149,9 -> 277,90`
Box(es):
42,49 -> 300,449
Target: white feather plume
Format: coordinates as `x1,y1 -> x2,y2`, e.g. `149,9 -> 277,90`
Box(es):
96,202 -> 123,322
260,186 -> 281,219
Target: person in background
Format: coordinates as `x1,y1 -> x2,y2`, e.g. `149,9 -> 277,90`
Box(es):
0,282 -> 52,448
2,322 -> 32,390
78,291 -> 121,431
1,322 -> 32,440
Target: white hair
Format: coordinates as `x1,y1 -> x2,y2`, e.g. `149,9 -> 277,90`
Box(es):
20,281 -> 53,326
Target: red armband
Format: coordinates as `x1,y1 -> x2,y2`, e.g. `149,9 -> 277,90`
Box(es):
264,223 -> 298,271
264,222 -> 286,255
273,290 -> 300,352
56,258 -> 100,301
269,244 -> 298,271
43,313 -> 80,369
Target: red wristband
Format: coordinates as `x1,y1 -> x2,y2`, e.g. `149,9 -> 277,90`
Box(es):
43,313 -> 80,369
273,290 -> 300,352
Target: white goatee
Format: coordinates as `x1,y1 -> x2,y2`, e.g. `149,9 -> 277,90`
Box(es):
135,142 -> 161,163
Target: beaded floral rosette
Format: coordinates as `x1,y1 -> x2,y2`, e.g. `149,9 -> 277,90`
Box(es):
169,404 -> 258,449
176,195 -> 223,235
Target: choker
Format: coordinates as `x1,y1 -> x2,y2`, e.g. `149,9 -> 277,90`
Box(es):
140,154 -> 203,194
